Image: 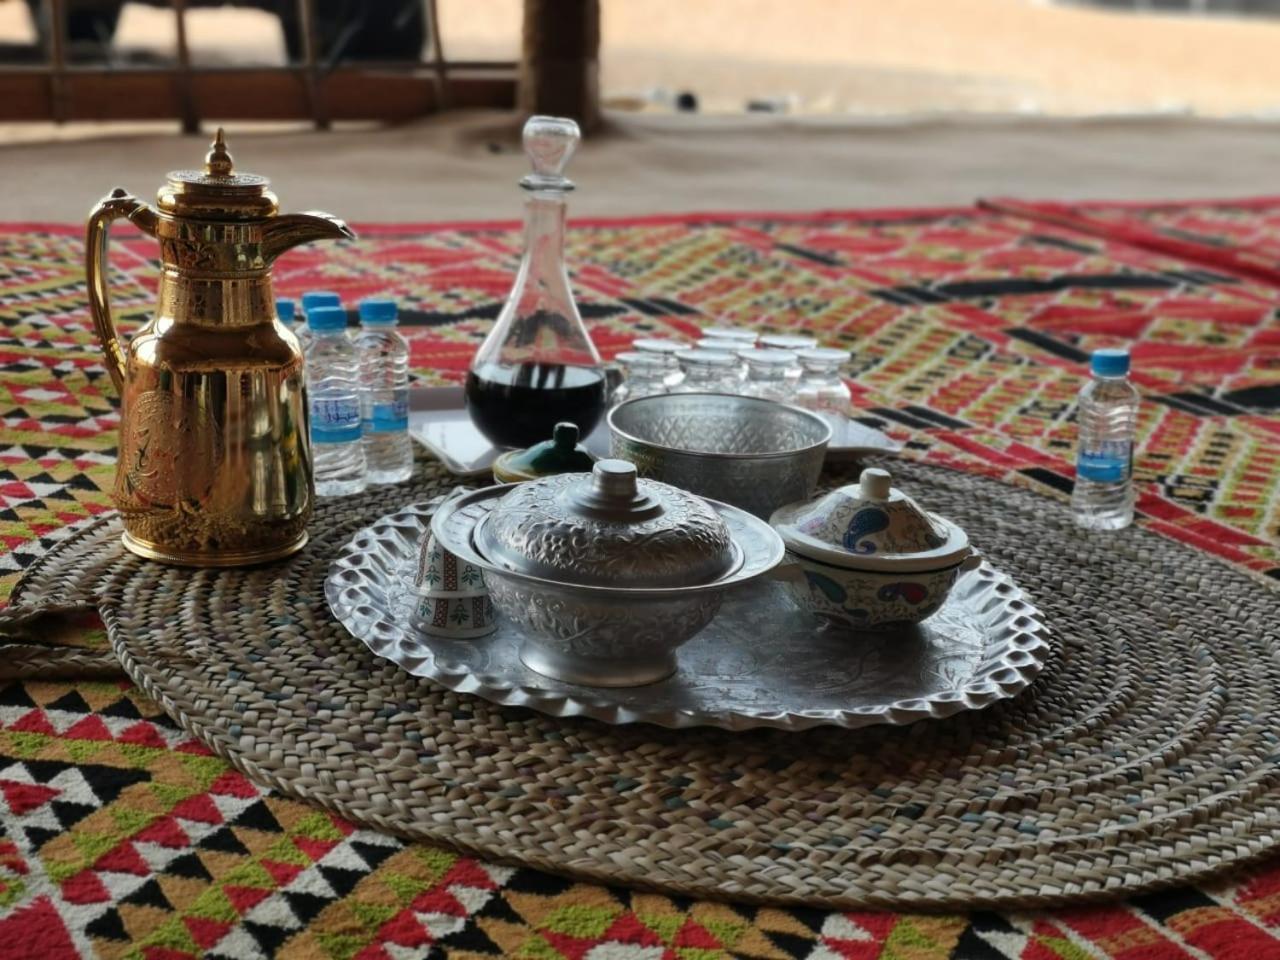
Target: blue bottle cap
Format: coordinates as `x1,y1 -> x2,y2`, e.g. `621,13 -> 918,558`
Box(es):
302,291 -> 341,313
1091,348 -> 1130,377
275,298 -> 296,322
359,298 -> 398,325
307,305 -> 348,332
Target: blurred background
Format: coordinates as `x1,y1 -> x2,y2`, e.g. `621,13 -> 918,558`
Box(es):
2,0 -> 1279,217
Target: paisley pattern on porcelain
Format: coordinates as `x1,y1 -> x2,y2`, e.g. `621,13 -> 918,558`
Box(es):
793,480 -> 950,558
784,552 -> 973,630
771,467 -> 972,573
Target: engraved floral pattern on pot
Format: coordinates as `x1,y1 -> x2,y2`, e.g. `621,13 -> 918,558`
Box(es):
117,389 -> 222,507
479,470 -> 734,587
488,576 -> 723,681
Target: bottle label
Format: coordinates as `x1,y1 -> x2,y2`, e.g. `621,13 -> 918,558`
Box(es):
363,389 -> 410,433
311,397 -> 362,444
1077,440 -> 1132,483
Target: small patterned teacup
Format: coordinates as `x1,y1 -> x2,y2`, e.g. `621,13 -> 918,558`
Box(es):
409,530 -> 497,639
412,592 -> 497,639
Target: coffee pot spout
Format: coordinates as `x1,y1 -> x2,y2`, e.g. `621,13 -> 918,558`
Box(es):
261,211 -> 355,263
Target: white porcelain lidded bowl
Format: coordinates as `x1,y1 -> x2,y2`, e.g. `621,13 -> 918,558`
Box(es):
770,467 -> 979,629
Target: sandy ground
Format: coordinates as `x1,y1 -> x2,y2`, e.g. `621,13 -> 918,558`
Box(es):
450,0 -> 1280,116
2,0 -> 1280,117
2,1 -> 1279,219
4,111 -> 1279,221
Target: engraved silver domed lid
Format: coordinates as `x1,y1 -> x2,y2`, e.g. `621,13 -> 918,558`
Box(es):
475,459 -> 737,588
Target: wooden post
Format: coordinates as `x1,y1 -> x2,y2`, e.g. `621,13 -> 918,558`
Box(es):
296,0 -> 330,130
519,0 -> 600,133
172,0 -> 200,134
425,0 -> 451,110
46,0 -> 67,124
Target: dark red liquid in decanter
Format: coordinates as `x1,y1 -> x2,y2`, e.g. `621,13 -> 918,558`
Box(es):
465,361 -> 608,450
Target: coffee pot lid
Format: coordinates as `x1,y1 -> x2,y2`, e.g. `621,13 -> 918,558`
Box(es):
158,129 -> 278,219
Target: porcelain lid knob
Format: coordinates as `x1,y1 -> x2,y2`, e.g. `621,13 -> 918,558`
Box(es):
860,468 -> 892,500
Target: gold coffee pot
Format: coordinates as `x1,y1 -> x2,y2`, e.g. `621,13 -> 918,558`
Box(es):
86,129 -> 354,566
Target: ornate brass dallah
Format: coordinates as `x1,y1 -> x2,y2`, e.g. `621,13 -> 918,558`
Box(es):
86,129 -> 354,566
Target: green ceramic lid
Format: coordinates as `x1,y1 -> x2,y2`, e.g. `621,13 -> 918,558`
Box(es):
492,422 -> 597,483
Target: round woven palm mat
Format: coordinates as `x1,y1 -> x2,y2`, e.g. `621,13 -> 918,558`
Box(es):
16,460 -> 1280,911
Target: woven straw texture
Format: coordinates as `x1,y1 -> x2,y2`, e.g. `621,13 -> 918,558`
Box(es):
15,458 -> 1278,912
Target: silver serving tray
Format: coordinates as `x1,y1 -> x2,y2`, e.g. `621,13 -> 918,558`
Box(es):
325,502 -> 1051,731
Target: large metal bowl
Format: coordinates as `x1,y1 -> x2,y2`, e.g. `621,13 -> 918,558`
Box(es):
431,482 -> 784,687
608,393 -> 832,519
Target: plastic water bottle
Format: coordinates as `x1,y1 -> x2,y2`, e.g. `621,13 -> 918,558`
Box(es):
355,298 -> 414,484
299,290 -> 341,351
275,297 -> 296,337
1072,348 -> 1139,530
304,305 -> 367,497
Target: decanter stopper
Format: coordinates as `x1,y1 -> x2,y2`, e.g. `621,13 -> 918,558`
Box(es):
520,115 -> 580,192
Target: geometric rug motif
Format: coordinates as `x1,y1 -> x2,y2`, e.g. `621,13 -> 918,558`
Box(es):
0,202 -> 1278,958
984,194 -> 1280,288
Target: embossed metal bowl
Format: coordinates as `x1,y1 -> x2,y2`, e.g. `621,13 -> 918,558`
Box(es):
432,460 -> 784,688
607,393 -> 832,519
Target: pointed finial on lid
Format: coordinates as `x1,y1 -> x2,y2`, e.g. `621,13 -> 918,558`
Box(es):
204,128 -> 234,178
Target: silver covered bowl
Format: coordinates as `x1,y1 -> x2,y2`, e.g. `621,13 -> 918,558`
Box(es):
608,393 -> 832,519
431,460 -> 785,687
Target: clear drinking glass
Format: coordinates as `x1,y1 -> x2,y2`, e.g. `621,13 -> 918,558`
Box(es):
611,351 -> 670,405
760,334 -> 818,352
464,116 -> 606,449
740,349 -> 797,402
632,338 -> 686,389
794,347 -> 852,419
696,339 -> 750,382
703,326 -> 758,347
759,334 -> 817,382
697,338 -> 744,358
672,349 -> 740,393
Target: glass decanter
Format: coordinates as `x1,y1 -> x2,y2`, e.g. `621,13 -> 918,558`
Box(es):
465,116 -> 606,449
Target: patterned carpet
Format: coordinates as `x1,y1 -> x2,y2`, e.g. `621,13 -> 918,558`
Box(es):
984,196 -> 1280,289
0,200 -> 1277,959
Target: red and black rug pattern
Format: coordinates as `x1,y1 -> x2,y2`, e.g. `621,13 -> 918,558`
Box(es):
985,195 -> 1280,289
0,201 -> 1277,958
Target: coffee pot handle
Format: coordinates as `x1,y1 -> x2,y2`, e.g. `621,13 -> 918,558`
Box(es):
86,188 -> 159,395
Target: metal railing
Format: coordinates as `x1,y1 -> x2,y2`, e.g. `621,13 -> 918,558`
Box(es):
0,0 -> 518,128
